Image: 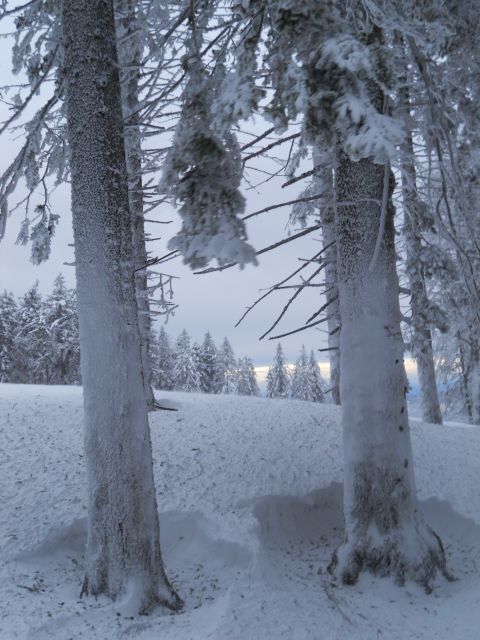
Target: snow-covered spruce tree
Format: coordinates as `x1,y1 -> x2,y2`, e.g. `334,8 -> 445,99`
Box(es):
266,343 -> 290,399
199,331 -> 217,393
115,0 -> 155,408
291,346 -> 311,401
291,346 -> 325,403
308,350 -> 325,403
227,0 -> 449,588
151,326 -> 175,391
62,0 -> 180,611
172,329 -> 200,392
42,274 -> 80,385
215,336 -> 237,393
331,74 -> 449,586
0,291 -> 18,382
192,341 -> 203,385
235,357 -> 260,396
14,281 -> 49,383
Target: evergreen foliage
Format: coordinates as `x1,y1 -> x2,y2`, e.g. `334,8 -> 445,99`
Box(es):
172,329 -> 200,392
215,336 -> 237,393
235,357 -> 260,396
291,346 -> 311,401
307,350 -> 325,403
0,277 -> 80,384
151,325 -> 174,391
0,291 -> 18,382
42,274 -> 80,384
198,332 -> 217,393
266,343 -> 290,399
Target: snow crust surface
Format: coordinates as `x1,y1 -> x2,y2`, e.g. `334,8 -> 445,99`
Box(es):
1,384 -> 480,639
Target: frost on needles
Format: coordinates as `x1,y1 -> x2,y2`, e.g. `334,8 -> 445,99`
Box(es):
161,20 -> 256,270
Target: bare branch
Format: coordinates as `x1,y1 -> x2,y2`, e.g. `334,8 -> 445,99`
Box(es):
268,314 -> 335,340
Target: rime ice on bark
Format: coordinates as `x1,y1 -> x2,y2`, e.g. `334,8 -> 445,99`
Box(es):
62,0 -> 180,612
116,0 -> 156,409
330,83 -> 450,589
312,147 -> 341,404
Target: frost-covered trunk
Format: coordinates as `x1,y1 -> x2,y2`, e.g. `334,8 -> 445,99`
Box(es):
468,348 -> 480,425
62,0 -> 180,611
313,148 -> 341,404
398,65 -> 442,425
330,83 -> 449,589
116,0 -> 155,409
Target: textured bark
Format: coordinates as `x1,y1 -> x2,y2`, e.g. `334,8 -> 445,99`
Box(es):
313,148 -> 341,404
116,0 -> 155,409
468,348 -> 480,425
62,0 -> 180,612
397,47 -> 442,425
330,82 -> 450,590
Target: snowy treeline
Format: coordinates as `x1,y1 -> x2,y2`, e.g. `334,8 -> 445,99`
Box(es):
151,329 -> 260,396
0,275 -> 79,384
266,343 -> 326,403
1,279 -> 329,402
0,280 -> 259,394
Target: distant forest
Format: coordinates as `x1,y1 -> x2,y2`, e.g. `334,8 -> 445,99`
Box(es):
0,276 -> 327,402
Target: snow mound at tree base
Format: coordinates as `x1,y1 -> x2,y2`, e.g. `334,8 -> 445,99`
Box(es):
2,384 -> 480,639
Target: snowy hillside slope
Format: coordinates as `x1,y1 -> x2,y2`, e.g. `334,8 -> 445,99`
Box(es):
1,384 -> 480,639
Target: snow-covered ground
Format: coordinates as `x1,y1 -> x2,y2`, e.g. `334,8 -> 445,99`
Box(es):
1,384 -> 480,639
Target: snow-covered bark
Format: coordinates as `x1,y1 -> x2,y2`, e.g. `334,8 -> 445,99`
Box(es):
468,349 -> 480,425
397,50 -> 442,425
115,0 -> 155,409
62,0 -> 180,611
312,148 -> 341,404
400,140 -> 442,424
330,84 -> 449,590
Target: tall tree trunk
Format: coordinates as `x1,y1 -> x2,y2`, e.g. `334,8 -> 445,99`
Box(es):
313,148 -> 341,404
62,0 -> 180,612
116,0 -> 155,409
329,82 -> 449,590
397,42 -> 443,425
467,346 -> 480,425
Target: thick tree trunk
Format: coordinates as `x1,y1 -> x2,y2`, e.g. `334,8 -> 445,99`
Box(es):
62,0 -> 180,612
116,0 -> 155,409
397,52 -> 442,425
313,148 -> 341,404
330,82 -> 449,590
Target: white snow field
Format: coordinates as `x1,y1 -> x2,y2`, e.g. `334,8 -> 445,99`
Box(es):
1,384 -> 480,639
